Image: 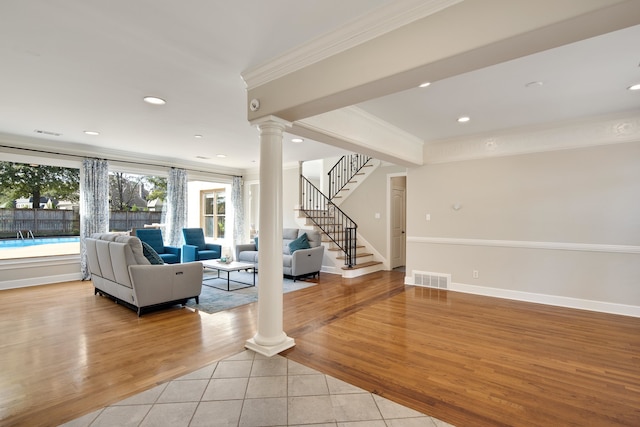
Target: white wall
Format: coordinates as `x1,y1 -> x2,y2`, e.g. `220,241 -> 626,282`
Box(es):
406,140 -> 640,316
282,165 -> 301,229
340,163 -> 407,260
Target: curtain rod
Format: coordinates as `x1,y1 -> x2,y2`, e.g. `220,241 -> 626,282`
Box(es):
0,144 -> 242,178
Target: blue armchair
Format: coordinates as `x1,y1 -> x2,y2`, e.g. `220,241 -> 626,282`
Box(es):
182,228 -> 222,262
135,228 -> 181,264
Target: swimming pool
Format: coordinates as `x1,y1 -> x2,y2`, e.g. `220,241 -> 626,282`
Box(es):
0,237 -> 80,249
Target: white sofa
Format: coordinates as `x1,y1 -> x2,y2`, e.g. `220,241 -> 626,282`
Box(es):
235,228 -> 324,281
85,233 -> 203,316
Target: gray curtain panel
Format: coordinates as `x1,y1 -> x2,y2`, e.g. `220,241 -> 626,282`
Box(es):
232,176 -> 245,249
163,168 -> 188,247
80,158 -> 109,280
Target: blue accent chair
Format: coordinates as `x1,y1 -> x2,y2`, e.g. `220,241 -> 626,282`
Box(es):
182,228 -> 222,262
135,228 -> 181,264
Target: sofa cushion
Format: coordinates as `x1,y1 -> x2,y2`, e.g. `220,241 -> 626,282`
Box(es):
159,253 -> 180,264
283,228 -> 299,240
299,229 -> 321,248
237,250 -> 259,264
183,228 -> 207,250
141,241 -> 165,265
288,233 -> 310,253
91,233 -> 149,265
136,229 -> 166,254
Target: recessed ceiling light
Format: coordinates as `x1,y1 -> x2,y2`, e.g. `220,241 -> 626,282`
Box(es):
628,83 -> 640,91
216,154 -> 227,158
457,116 -> 470,123
525,81 -> 544,88
291,138 -> 304,143
84,130 -> 100,136
194,134 -> 203,138
143,96 -> 166,105
418,82 -> 431,88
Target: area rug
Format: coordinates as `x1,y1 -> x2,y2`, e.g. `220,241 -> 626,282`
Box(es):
185,270 -> 317,314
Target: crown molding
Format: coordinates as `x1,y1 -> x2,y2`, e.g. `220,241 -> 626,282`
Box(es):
241,0 -> 463,90
423,110 -> 640,164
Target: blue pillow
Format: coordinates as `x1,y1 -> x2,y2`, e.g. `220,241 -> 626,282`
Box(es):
254,236 -> 259,250
141,241 -> 164,265
288,232 -> 310,254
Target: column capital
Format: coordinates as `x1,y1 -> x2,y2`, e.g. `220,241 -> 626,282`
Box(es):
250,115 -> 292,129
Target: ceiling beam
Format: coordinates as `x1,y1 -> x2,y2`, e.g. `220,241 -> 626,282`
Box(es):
246,0 -> 640,123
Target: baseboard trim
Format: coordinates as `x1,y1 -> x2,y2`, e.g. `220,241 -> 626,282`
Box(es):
445,281 -> 639,318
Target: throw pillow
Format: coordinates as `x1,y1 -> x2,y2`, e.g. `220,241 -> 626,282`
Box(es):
254,236 -> 259,250
288,232 -> 310,254
141,241 -> 165,265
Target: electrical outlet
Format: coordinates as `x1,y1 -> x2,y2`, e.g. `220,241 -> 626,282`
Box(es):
426,213 -> 431,221
473,270 -> 479,279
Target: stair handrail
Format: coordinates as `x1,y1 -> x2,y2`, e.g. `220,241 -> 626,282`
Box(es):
327,154 -> 372,200
300,175 -> 358,267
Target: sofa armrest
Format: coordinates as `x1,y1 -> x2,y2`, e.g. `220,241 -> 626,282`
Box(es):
235,243 -> 256,260
291,245 -> 324,276
164,245 -> 181,257
204,243 -> 222,257
129,262 -> 203,307
182,244 -> 198,262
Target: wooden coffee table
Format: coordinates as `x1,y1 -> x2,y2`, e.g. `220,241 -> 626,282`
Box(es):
201,260 -> 256,291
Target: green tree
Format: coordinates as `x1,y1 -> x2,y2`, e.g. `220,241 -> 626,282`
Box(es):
0,162 -> 79,208
146,176 -> 167,201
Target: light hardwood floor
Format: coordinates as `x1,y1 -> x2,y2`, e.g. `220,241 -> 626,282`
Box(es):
1,271 -> 639,426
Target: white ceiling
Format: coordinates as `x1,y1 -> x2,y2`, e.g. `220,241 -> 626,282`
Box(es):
0,1 -> 638,174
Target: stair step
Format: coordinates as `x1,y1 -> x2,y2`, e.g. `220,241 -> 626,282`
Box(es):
328,245 -> 364,252
322,239 -> 345,244
336,253 -> 372,260
341,260 -> 382,270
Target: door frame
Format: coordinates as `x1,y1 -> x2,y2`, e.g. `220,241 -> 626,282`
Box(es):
386,172 -> 407,271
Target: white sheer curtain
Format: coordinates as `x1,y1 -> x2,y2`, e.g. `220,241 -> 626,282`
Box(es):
80,158 -> 109,280
162,168 -> 188,247
231,176 -> 245,250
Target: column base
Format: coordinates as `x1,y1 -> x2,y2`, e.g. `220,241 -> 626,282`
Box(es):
245,336 -> 295,357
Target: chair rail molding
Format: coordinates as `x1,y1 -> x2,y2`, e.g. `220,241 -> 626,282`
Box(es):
407,236 -> 640,254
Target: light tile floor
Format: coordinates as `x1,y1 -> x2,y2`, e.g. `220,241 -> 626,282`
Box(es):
60,350 -> 454,427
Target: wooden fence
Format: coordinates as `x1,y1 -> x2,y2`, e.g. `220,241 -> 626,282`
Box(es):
0,209 -> 162,238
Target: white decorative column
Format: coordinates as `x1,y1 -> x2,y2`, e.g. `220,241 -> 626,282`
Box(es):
245,115 -> 295,357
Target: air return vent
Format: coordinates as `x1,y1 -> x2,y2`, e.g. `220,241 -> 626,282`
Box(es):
34,129 -> 62,136
413,271 -> 450,289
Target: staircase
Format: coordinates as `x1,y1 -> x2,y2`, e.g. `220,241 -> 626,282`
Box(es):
299,154 -> 383,277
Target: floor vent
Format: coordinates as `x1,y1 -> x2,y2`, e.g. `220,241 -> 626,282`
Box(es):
413,271 -> 450,289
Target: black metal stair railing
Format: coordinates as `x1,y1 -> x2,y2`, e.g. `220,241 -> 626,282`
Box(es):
327,154 -> 372,200
300,175 -> 357,267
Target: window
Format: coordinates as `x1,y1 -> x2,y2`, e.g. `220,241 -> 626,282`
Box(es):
107,172 -> 166,232
201,189 -> 225,239
0,161 -> 80,259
